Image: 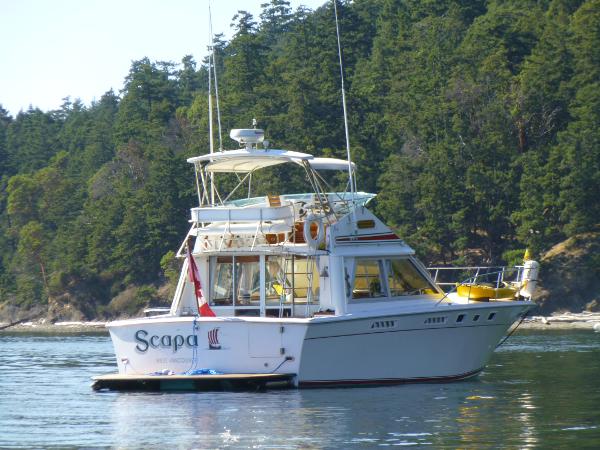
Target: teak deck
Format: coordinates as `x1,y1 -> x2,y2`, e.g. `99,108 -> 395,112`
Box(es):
91,372 -> 296,391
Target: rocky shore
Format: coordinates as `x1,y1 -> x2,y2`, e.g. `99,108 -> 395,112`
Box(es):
0,320 -> 109,333
522,312 -> 600,330
2,312 -> 600,333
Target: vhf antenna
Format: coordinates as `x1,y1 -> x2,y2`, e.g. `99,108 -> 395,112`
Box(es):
333,0 -> 356,203
208,0 -> 223,151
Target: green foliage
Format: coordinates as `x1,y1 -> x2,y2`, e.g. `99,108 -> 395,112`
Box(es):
107,285 -> 158,317
160,250 -> 180,287
502,248 -> 528,267
0,0 -> 598,315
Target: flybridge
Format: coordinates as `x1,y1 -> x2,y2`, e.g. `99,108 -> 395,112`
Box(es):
185,126 -> 359,214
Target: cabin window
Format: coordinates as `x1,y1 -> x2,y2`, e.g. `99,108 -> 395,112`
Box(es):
385,258 -> 436,296
266,256 -> 286,306
235,256 -> 260,304
352,259 -> 385,299
290,256 -> 319,303
265,256 -> 319,305
210,256 -> 260,306
209,255 -> 319,309
349,257 -> 437,300
210,256 -> 233,306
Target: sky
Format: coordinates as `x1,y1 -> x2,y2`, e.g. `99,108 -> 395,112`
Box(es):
0,0 -> 327,117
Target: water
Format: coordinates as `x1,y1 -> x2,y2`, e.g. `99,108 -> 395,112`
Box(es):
1,330 -> 599,449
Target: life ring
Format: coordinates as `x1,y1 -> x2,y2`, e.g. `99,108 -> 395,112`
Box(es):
303,215 -> 325,249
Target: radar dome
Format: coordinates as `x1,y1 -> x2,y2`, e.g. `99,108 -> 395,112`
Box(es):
230,129 -> 265,147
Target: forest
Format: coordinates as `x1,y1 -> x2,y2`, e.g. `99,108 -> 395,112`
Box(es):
0,0 -> 599,319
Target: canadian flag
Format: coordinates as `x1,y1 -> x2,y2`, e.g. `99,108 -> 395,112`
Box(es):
187,243 -> 216,317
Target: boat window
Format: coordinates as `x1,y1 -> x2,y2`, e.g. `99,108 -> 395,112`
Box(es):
211,256 -> 233,306
266,256 -> 286,306
352,259 -> 385,299
290,257 -> 319,302
265,255 -> 319,305
235,256 -> 260,304
210,256 -> 260,306
385,258 -> 436,296
209,255 -> 319,310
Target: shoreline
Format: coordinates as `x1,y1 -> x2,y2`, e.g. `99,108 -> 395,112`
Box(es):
520,312 -> 600,330
2,312 -> 600,333
0,321 -> 109,334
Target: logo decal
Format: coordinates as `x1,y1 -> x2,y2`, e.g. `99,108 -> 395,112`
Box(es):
208,327 -> 221,350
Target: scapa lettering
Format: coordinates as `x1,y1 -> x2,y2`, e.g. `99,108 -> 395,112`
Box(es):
134,329 -> 198,353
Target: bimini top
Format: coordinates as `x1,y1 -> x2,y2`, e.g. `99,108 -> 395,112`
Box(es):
187,149 -> 355,173
307,157 -> 356,171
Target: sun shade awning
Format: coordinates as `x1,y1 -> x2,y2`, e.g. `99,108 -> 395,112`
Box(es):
187,149 -> 313,173
305,157 -> 356,171
187,150 -> 355,174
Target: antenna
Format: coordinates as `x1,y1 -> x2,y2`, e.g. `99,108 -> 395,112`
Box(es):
207,1 -> 218,204
207,40 -> 214,157
208,1 -> 223,151
333,0 -> 356,201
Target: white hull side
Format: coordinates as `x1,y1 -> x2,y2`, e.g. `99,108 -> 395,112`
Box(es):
107,302 -> 530,387
298,302 -> 530,386
108,317 -> 307,376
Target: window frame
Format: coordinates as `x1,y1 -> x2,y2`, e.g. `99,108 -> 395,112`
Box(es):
384,257 -> 437,297
208,254 -> 320,316
349,258 -> 388,300
348,256 -> 438,302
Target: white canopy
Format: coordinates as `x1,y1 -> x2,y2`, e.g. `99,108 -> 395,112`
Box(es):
305,157 -> 356,171
187,149 -> 356,173
187,149 -> 312,173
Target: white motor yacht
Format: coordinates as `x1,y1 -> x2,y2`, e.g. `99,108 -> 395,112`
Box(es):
106,128 -> 539,387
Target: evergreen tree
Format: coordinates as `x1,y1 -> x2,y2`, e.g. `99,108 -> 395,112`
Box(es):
513,0 -> 580,252
5,108 -> 59,174
0,106 -> 12,176
554,0 -> 600,235
114,58 -> 178,145
1,0 -> 598,316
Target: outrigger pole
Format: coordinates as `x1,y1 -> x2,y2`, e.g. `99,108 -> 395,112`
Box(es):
207,0 -> 223,205
208,0 -> 223,152
333,0 -> 356,204
207,2 -> 215,206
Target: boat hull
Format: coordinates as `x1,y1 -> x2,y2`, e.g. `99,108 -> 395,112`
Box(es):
107,302 -> 531,387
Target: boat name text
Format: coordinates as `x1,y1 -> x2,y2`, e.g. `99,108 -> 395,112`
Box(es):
134,329 -> 198,353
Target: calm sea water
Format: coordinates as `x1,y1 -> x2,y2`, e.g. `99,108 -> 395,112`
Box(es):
1,330 -> 599,449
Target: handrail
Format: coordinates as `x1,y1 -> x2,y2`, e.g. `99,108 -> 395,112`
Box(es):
433,266 -> 526,306
429,265 -> 524,285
